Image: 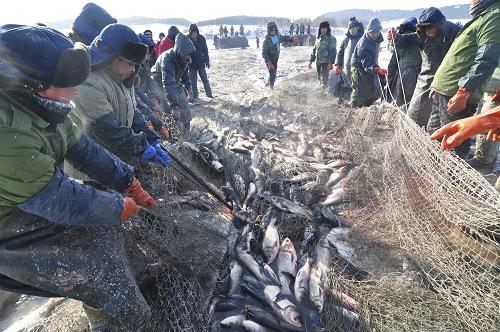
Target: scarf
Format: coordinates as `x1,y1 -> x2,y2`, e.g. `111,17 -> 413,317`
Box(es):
470,0 -> 498,17
271,35 -> 280,52
12,91 -> 74,125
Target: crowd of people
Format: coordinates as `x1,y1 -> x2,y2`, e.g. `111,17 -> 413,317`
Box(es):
0,0 -> 498,331
218,24 -> 245,37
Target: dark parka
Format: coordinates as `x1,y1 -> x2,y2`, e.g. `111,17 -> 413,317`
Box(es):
400,8 -> 461,128
262,28 -> 294,65
188,24 -> 210,69
335,22 -> 364,89
310,25 -> 337,65
350,32 -> 384,107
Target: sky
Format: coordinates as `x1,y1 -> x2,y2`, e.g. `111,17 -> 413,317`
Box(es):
0,0 -> 468,25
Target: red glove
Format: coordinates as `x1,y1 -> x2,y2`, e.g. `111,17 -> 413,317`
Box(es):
266,60 -> 275,70
492,88 -> 499,103
373,66 -> 387,77
124,178 -> 156,208
387,28 -> 397,42
327,63 -> 334,71
447,88 -> 470,114
159,127 -> 170,140
335,64 -> 342,75
120,197 -> 140,221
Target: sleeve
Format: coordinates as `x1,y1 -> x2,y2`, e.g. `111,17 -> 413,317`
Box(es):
17,167 -> 124,226
202,37 -> 210,65
329,37 -> 337,64
395,33 -> 419,49
262,39 -> 271,62
88,112 -> 148,159
132,109 -> 159,145
0,128 -> 123,226
310,46 -> 317,63
66,134 -> 134,192
162,56 -> 179,106
359,43 -> 376,72
181,67 -> 191,89
335,38 -> 347,66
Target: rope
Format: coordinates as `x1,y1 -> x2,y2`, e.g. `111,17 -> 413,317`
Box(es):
389,32 -> 409,111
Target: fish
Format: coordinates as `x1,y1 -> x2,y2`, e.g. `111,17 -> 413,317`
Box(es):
320,188 -> 345,207
294,258 -> 311,304
263,285 -> 303,328
277,238 -> 298,277
210,320 -> 222,332
264,195 -> 314,221
309,265 -> 325,313
228,260 -> 244,295
262,217 -> 280,264
312,146 -> 325,162
212,133 -> 225,150
243,182 -> 257,209
221,314 -> 245,328
330,289 -> 360,309
263,263 -> 280,285
241,320 -> 274,332
325,166 -> 349,190
301,156 -> 321,163
251,146 -> 263,168
199,146 -> 224,172
327,159 -> 348,169
237,243 -> 281,286
296,133 -> 309,157
285,172 -> 317,184
253,168 -> 266,193
234,140 -> 255,150
261,140 -> 274,151
229,145 -> 252,154
319,206 -> 341,227
241,275 -> 267,305
221,185 -> 243,210
183,141 -> 200,153
279,272 -> 293,296
308,163 -> 335,171
215,301 -> 238,312
243,305 -> 304,332
233,210 -> 256,227
234,174 -> 247,199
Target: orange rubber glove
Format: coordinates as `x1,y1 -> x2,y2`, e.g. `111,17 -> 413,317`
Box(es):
431,106 -> 500,150
124,178 -> 156,208
327,63 -> 334,71
335,64 -> 342,76
492,88 -> 499,103
120,197 -> 140,221
159,127 -> 170,140
447,87 -> 470,113
373,66 -> 387,77
266,60 -> 275,70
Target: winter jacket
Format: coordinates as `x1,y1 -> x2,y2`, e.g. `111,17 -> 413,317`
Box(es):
310,34 -> 337,65
162,51 -> 192,107
388,37 -> 422,70
189,24 -> 210,69
335,30 -> 363,67
0,92 -> 133,227
351,32 -> 384,72
431,1 -> 500,102
159,37 -> 175,55
262,34 -> 294,64
136,63 -> 160,110
72,69 -> 159,162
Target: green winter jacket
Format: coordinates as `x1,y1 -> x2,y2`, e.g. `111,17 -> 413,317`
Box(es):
310,34 -> 337,65
388,38 -> 422,70
262,34 -> 293,64
431,1 -> 500,102
0,94 -> 81,223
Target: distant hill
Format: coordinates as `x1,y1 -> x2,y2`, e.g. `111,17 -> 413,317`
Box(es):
46,16 -> 190,30
314,4 -> 469,26
197,16 -> 291,27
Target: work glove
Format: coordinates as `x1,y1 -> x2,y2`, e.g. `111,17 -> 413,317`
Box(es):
120,197 -> 140,221
429,90 -> 436,100
447,87 -> 470,113
387,28 -> 397,42
153,142 -> 171,167
148,113 -> 164,131
373,66 -> 387,77
431,107 -> 500,150
206,62 -> 210,69
492,88 -> 499,103
335,64 -> 342,76
124,178 -> 156,208
159,127 -> 170,140
327,63 -> 334,71
171,105 -> 181,120
266,60 -> 275,70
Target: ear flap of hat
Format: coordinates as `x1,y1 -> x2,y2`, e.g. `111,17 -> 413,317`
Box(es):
0,57 -> 49,92
120,41 -> 147,65
51,42 -> 91,87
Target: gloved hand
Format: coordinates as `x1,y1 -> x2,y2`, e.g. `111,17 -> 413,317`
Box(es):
308,62 -> 312,70
159,127 -> 170,140
124,178 -> 156,208
148,113 -> 164,131
206,62 -> 210,69
335,64 -> 342,76
140,142 -> 157,163
431,107 -> 500,150
153,142 -> 171,167
373,66 -> 387,77
487,127 -> 500,142
429,90 -> 436,100
266,60 -> 275,70
327,63 -> 334,71
492,88 -> 499,103
120,197 -> 140,221
146,120 -> 154,131
447,87 -> 470,113
171,105 -> 181,120
387,28 -> 397,42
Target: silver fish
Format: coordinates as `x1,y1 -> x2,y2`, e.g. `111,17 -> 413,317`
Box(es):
277,238 -> 298,277
262,217 -> 280,264
294,258 -> 311,304
327,159 -> 348,169
261,140 -> 274,151
264,285 -> 303,328
252,168 -> 265,193
229,145 -> 251,154
228,260 -> 244,295
279,272 -> 293,295
251,146 -> 263,168
325,166 -> 349,190
308,163 -> 334,171
234,174 -> 246,200
241,320 -> 273,332
221,314 -> 245,328
320,188 -> 345,207
243,182 -> 257,209
236,243 -> 280,286
312,146 -> 325,161
296,133 -> 309,157
309,264 -> 325,313
266,195 -> 314,221
286,172 -> 317,184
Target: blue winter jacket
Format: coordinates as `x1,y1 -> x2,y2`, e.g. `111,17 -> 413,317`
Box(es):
351,32 -> 384,72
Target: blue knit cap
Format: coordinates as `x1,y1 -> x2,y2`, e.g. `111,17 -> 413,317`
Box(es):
73,2 -> 117,45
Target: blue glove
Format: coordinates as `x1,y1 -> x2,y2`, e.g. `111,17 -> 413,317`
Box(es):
140,142 -> 157,163
153,143 -> 171,167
